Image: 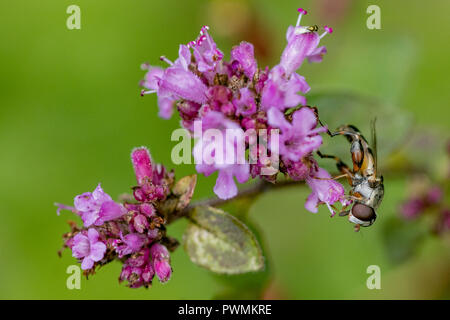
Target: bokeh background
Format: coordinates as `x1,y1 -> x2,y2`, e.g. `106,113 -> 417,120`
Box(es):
0,0 -> 449,299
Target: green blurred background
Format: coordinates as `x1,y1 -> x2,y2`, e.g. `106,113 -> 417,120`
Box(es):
0,0 -> 449,299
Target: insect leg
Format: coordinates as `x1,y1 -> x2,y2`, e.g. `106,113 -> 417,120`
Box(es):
330,126 -> 361,142
316,151 -> 353,185
310,106 -> 333,136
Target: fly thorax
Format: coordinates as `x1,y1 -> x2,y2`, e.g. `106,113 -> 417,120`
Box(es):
353,178 -> 374,200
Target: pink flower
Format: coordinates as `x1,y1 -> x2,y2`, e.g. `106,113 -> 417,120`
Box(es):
260,65 -> 310,111
116,232 -> 147,258
305,168 -> 346,215
193,111 -> 249,199
233,88 -> 257,116
73,184 -> 127,227
426,186 -> 443,204
71,228 -> 107,270
267,107 -> 326,162
281,31 -> 320,77
150,243 -> 172,283
231,41 -> 257,79
138,8 -> 334,198
140,65 -> 176,119
191,25 -> 224,73
173,44 -> 192,71
159,67 -> 208,104
400,198 -> 425,220
131,147 -> 170,202
141,65 -> 163,91
400,185 -> 444,220
284,156 -> 317,181
281,10 -> 332,77
119,248 -> 155,288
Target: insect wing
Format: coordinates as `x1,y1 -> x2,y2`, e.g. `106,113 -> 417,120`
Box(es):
370,117 -> 378,175
308,91 -> 414,172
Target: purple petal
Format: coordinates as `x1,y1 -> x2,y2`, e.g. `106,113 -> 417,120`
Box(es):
87,228 -> 100,242
174,44 -> 191,71
234,88 -> 257,116
267,108 -> 290,132
280,32 -> 320,76
81,210 -> 99,227
74,192 -> 94,212
157,96 -> 176,119
159,67 -> 207,104
150,243 -> 170,261
98,201 -> 127,223
291,73 -> 310,94
214,170 -> 238,200
307,46 -> 327,63
123,233 -> 146,252
89,242 -> 107,262
92,184 -> 112,203
305,191 -> 319,213
292,107 -> 317,133
233,164 -> 250,184
81,257 -> 94,270
143,67 -> 164,90
72,234 -> 90,259
231,41 -> 257,79
306,168 -> 345,205
154,260 -> 172,283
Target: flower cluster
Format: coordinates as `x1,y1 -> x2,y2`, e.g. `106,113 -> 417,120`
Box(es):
400,173 -> 449,235
141,8 -> 346,215
56,147 -> 192,288
401,183 -> 449,235
399,142 -> 450,235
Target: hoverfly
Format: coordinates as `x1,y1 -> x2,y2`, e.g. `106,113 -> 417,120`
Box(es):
317,119 -> 384,232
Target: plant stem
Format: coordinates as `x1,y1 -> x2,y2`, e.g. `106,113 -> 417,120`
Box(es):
168,179 -> 304,223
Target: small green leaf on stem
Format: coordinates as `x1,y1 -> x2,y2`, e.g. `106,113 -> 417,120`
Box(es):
183,205 -> 264,274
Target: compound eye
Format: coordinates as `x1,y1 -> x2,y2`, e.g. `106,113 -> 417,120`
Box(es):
352,203 -> 376,221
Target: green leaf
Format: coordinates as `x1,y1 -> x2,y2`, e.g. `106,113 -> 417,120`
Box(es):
183,205 -> 264,274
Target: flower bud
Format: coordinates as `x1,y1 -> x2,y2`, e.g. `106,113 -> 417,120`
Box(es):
140,203 -> 155,217
133,214 -> 149,233
131,147 -> 153,186
154,259 -> 172,283
150,243 -> 172,283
